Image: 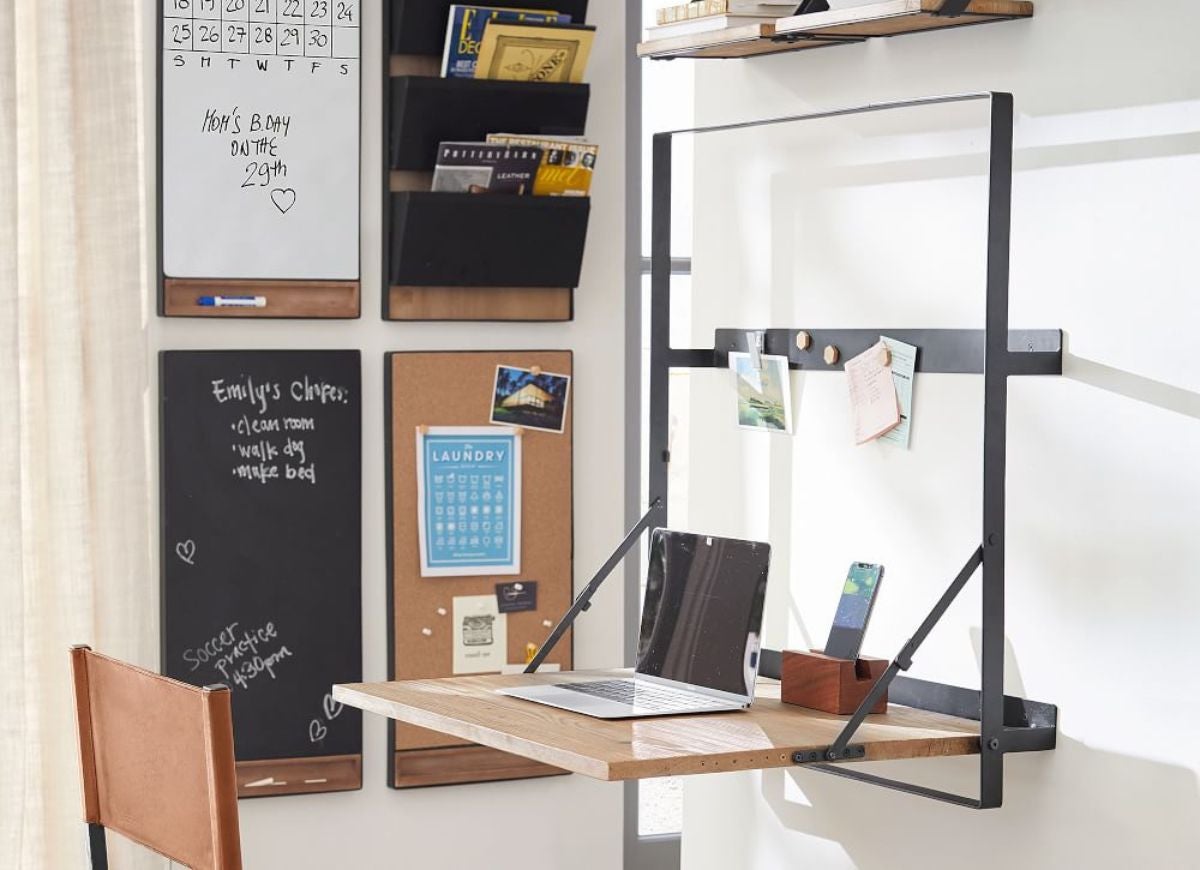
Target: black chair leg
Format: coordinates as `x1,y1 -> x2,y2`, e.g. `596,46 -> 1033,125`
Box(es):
87,823 -> 108,870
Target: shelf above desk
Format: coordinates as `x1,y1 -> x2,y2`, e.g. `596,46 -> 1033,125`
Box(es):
334,670 -> 980,782
637,1 -> 1034,61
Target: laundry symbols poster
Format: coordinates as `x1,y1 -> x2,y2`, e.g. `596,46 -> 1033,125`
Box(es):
416,427 -> 522,577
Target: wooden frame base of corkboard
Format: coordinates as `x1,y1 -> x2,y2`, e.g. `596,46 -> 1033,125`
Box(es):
393,745 -> 568,789
163,278 -> 360,319
386,286 -> 573,321
386,350 -> 574,788
236,754 -> 362,798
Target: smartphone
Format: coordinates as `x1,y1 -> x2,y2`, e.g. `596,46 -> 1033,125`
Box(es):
823,562 -> 884,661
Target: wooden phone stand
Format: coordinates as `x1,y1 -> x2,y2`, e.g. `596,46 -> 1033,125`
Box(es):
781,649 -> 889,715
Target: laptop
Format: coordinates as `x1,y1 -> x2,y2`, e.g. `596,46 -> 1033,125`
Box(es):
497,529 -> 771,719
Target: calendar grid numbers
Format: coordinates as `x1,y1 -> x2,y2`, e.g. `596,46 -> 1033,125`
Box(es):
163,0 -> 358,59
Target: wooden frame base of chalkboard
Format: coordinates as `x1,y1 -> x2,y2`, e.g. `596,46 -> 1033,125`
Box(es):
162,279 -> 361,319
386,286 -> 573,321
236,754 -> 362,799
392,746 -> 568,789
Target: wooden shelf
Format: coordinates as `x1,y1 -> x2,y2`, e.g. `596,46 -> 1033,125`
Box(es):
162,279 -> 360,319
236,754 -> 361,799
387,286 -> 573,322
638,1 -> 1033,61
335,670 -> 980,781
636,23 -> 821,61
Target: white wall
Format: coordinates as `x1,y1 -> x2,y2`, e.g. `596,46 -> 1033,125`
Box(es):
670,2 -> 1200,868
143,3 -> 628,869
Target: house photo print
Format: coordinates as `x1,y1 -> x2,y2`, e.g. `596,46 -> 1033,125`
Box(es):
489,365 -> 571,433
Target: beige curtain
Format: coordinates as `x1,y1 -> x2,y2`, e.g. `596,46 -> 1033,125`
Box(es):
0,1 -> 159,868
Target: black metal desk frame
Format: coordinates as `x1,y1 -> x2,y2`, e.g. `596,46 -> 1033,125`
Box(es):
647,92 -> 1058,809
529,93 -> 1058,809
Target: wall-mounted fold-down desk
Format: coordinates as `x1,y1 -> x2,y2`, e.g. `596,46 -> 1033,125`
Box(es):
333,670 -> 980,782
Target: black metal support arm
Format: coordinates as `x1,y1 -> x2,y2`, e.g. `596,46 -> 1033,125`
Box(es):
826,547 -> 983,760
526,498 -> 665,674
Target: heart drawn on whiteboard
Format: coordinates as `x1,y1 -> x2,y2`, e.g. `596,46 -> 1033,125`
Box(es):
323,693 -> 344,720
271,188 -> 297,214
175,540 -> 196,565
308,719 -> 328,743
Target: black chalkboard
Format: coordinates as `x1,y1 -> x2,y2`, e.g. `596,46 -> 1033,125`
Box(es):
160,351 -> 362,768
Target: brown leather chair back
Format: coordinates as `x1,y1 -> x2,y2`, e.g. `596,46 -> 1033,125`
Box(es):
70,646 -> 242,870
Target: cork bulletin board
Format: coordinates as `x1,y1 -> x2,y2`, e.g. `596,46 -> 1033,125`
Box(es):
386,351 -> 574,788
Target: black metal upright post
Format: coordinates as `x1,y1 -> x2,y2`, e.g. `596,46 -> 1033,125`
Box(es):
648,133 -> 674,524
980,92 -> 1014,810
87,823 -> 108,870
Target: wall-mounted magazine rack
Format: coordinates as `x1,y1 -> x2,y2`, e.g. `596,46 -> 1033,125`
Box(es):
384,0 -> 593,322
387,192 -> 589,321
389,77 -> 590,172
390,0 -> 590,56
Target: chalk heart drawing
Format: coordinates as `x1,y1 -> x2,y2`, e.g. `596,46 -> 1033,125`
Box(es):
309,718 -> 328,743
323,693 -> 344,720
271,188 -> 297,214
175,539 -> 196,565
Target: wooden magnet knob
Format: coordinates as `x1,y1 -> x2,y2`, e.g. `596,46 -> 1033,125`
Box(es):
824,346 -> 840,365
417,424 -> 429,436
878,344 -> 891,367
795,331 -> 812,351
530,366 -> 542,376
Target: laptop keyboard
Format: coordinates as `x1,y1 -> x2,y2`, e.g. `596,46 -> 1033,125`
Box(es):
555,679 -> 733,712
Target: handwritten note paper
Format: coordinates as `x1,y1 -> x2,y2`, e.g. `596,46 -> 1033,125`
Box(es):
845,341 -> 901,445
878,336 -> 918,449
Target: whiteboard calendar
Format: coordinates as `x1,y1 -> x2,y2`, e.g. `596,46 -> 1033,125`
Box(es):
161,0 -> 360,281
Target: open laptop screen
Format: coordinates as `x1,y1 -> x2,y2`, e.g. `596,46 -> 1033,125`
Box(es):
635,530 -> 771,698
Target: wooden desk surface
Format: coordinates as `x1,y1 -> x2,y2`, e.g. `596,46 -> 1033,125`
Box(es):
334,670 -> 980,781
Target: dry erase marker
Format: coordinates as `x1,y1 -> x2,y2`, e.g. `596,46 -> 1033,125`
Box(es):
197,295 -> 267,308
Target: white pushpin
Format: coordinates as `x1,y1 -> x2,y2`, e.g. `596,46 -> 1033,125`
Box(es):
542,619 -> 553,628
421,627 -> 433,637
436,607 -> 447,616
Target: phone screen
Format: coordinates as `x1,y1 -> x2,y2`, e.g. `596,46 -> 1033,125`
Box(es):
823,562 -> 883,660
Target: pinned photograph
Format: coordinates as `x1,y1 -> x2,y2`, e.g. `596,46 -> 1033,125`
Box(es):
729,352 -> 793,434
490,365 -> 571,433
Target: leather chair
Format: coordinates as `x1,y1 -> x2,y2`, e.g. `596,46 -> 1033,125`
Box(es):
69,646 -> 243,869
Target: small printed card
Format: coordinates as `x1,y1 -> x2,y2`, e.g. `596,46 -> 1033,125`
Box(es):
495,581 -> 537,613
878,336 -> 918,449
453,594 -> 507,675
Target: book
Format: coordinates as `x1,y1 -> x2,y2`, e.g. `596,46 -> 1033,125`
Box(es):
656,1 -> 800,25
645,14 -> 784,39
431,142 -> 544,195
486,134 -> 597,196
442,5 -> 573,79
474,22 -> 595,83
